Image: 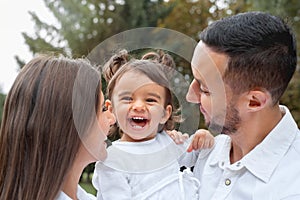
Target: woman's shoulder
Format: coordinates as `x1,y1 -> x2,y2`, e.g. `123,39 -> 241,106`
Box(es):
56,185 -> 96,200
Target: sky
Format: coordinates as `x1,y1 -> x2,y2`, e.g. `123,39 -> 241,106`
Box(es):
0,0 -> 56,94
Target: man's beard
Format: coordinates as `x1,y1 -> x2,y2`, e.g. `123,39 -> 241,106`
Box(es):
207,102 -> 241,135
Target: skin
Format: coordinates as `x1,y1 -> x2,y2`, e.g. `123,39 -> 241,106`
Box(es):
108,71 -> 172,142
62,91 -> 116,200
186,41 -> 283,163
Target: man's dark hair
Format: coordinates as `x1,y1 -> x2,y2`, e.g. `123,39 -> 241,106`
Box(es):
200,11 -> 297,104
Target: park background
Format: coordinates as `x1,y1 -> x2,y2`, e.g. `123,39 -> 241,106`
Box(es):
0,0 -> 299,195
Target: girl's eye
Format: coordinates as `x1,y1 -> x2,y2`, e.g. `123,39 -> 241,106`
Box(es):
146,98 -> 158,103
121,97 -> 132,101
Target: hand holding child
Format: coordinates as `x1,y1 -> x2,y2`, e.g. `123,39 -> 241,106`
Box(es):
167,129 -> 214,152
166,130 -> 189,144
187,129 -> 214,152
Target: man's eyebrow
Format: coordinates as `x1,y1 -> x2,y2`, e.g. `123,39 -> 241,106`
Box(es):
195,78 -> 204,85
196,78 -> 209,89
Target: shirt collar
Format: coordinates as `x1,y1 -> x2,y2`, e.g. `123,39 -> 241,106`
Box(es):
242,105 -> 298,182
209,134 -> 232,166
208,106 -> 298,183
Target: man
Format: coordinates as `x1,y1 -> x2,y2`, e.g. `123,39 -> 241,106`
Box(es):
185,11 -> 300,199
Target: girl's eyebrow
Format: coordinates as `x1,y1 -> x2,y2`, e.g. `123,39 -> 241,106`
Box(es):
118,91 -> 161,99
147,92 -> 161,99
118,91 -> 131,97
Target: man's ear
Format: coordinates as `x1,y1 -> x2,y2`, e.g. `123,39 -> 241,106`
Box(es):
160,105 -> 172,124
246,90 -> 271,112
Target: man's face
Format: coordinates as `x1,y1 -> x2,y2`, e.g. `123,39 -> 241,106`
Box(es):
186,41 -> 241,135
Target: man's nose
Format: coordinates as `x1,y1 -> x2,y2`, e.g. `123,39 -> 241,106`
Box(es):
186,80 -> 201,103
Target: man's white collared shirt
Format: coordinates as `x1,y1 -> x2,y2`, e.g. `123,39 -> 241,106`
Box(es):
183,105 -> 300,200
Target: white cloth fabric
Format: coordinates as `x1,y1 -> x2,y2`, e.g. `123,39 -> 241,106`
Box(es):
181,105 -> 300,200
56,185 -> 96,200
92,131 -> 200,200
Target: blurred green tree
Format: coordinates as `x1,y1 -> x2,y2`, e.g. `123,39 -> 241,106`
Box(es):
16,0 -> 174,65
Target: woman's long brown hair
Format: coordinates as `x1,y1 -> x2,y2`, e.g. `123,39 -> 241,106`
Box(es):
0,55 -> 101,199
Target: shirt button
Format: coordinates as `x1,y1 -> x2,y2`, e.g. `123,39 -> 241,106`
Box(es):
225,179 -> 231,186
236,162 -> 241,167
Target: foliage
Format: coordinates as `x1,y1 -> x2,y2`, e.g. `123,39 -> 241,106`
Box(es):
16,0 -> 174,65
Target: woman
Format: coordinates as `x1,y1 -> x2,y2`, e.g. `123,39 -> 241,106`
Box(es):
0,55 -> 115,199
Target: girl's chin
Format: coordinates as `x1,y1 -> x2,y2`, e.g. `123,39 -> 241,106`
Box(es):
126,122 -> 149,132
123,133 -> 155,142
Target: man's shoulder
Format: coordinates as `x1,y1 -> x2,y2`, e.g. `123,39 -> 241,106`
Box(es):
290,129 -> 300,156
196,134 -> 230,160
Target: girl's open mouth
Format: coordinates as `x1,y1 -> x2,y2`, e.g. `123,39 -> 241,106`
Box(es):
129,117 -> 149,129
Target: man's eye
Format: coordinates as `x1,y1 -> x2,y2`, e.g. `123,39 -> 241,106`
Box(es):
199,87 -> 210,95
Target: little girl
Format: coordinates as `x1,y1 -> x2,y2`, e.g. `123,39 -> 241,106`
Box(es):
92,50 -> 214,200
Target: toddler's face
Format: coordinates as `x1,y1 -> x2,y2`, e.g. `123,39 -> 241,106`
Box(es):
111,71 -> 171,142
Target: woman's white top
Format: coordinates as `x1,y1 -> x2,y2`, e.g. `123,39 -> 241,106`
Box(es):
56,185 -> 96,200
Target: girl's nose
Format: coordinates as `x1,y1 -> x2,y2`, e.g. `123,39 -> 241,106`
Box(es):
131,100 -> 146,111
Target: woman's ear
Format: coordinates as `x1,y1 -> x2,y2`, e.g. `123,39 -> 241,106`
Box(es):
246,90 -> 271,112
105,99 -> 113,112
160,105 -> 172,124
102,99 -> 116,125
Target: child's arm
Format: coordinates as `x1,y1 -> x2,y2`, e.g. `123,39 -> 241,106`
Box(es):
177,129 -> 214,168
187,129 -> 214,152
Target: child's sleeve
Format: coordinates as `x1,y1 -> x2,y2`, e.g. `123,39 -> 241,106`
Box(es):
177,136 -> 200,167
178,149 -> 200,167
92,162 -> 131,200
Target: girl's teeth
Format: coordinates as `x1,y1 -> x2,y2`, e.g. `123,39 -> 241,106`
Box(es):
133,117 -> 144,120
132,125 -> 143,129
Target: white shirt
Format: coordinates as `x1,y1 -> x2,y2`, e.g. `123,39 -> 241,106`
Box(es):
93,131 -> 200,200
56,185 -> 96,200
182,105 -> 300,200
